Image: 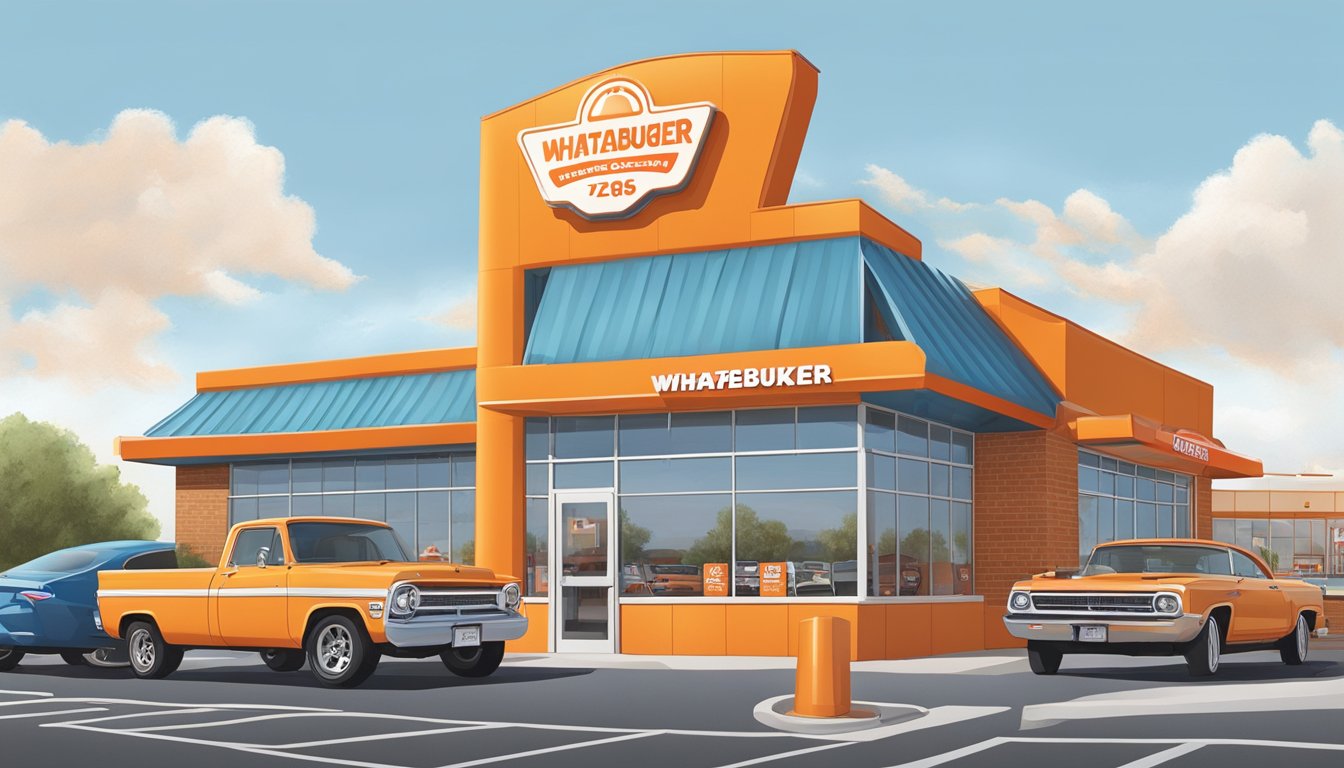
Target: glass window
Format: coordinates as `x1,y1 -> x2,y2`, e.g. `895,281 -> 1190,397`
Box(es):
929,499 -> 953,595
257,463 -> 288,495
1079,466 -> 1098,493
735,409 -> 794,452
386,457 -> 417,489
291,495 -> 322,516
1271,519 -> 1293,573
1232,551 -> 1267,579
1213,518 -> 1235,543
734,491 -> 857,597
868,491 -> 897,597
1079,452 -> 1100,468
619,494 -> 730,597
735,453 -> 856,491
1136,502 -> 1157,538
617,413 -> 668,456
1157,505 -> 1174,537
525,498 -> 549,596
229,498 -> 258,527
355,493 -> 385,521
1136,478 -> 1156,501
1115,474 -> 1134,498
292,460 -> 323,493
418,455 -> 450,488
525,418 -> 550,461
1234,518 -> 1254,550
526,463 -> 549,496
258,496 -> 289,519
620,457 -> 731,494
232,465 -> 259,496
669,411 -> 732,454
950,431 -> 973,465
451,490 -> 475,564
1097,496 -> 1115,543
416,491 -> 450,559
355,459 -> 385,491
288,522 -> 409,563
452,455 -> 476,487
864,409 -> 896,453
1175,504 -> 1190,537
898,458 -> 928,494
897,416 -> 928,457
230,527 -> 281,567
1157,482 -> 1174,503
951,501 -> 972,594
898,494 -> 930,596
554,461 -> 613,489
323,460 -> 355,492
1116,500 -> 1135,539
929,425 -> 951,462
554,416 -> 615,458
797,406 -> 857,449
1079,496 -> 1098,561
929,463 -> 950,498
867,453 -> 896,491
385,492 -> 416,554
1097,470 -> 1115,496
323,493 -> 354,517
950,467 -> 972,501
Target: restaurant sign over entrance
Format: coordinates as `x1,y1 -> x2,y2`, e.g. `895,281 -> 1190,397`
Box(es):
651,364 -> 833,394
518,77 -> 716,220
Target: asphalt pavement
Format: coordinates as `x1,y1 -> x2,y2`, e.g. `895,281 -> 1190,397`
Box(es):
1,644 -> 1342,768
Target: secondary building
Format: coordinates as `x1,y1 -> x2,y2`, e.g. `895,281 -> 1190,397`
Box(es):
116,50 -> 1263,658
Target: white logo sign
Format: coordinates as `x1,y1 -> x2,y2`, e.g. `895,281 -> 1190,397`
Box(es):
651,364 -> 833,394
517,78 -> 716,220
1172,435 -> 1210,462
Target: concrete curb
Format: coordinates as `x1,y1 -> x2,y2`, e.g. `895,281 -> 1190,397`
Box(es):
752,694 -> 925,734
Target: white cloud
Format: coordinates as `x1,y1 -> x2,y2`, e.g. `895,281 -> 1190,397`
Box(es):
0,109 -> 360,385
859,164 -> 971,213
427,295 -> 477,332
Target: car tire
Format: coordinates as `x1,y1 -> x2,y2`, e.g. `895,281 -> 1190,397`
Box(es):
0,647 -> 23,672
1026,641 -> 1063,675
441,641 -> 505,678
261,648 -> 307,672
1185,615 -> 1221,677
126,621 -> 184,680
306,615 -> 379,688
1279,614 -> 1309,666
60,651 -> 89,666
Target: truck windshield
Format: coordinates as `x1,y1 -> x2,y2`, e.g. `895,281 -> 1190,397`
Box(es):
288,523 -> 410,563
1082,544 -> 1233,576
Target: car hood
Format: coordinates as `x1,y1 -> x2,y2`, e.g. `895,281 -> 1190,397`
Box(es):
1016,573 -> 1199,592
293,561 -> 514,586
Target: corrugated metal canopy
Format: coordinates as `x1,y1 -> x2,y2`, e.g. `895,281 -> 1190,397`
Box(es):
145,370 -> 476,437
523,237 -> 861,364
861,239 -> 1059,418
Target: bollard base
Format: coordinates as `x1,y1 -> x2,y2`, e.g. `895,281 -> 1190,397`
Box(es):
753,695 -> 922,735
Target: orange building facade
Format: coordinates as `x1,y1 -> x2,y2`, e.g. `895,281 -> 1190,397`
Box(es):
118,51 -> 1262,659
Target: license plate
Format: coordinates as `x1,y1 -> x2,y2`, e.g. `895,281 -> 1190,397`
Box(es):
1078,625 -> 1107,643
453,625 -> 481,648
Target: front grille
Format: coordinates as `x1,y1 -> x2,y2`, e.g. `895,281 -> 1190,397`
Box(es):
1030,593 -> 1155,613
415,587 -> 499,613
420,593 -> 497,608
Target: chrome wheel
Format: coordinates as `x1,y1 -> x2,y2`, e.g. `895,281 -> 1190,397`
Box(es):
0,648 -> 10,660
1207,619 -> 1220,674
1297,616 -> 1309,661
130,628 -> 155,673
317,624 -> 353,675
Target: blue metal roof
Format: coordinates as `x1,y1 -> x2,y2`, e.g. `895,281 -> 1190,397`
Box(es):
145,370 -> 476,437
861,239 -> 1059,418
523,238 -> 862,364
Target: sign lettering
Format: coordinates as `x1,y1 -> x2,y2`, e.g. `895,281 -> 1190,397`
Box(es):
1172,435 -> 1210,462
651,364 -> 833,394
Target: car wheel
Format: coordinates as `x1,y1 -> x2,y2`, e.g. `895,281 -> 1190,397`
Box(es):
441,641 -> 505,678
1280,615 -> 1309,666
1185,615 -> 1221,677
261,648 -> 306,672
0,647 -> 23,672
60,651 -> 89,666
1026,641 -> 1063,675
126,621 -> 184,680
306,615 -> 379,688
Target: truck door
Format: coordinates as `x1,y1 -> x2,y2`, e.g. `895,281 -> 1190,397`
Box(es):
214,526 -> 289,647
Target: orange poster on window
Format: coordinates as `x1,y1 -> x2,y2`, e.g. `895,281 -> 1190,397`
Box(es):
760,562 -> 788,597
703,563 -> 728,596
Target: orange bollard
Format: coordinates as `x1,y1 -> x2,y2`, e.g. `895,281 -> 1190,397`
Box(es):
791,616 -> 851,718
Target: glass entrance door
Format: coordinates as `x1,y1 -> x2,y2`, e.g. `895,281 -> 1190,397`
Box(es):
553,491 -> 616,653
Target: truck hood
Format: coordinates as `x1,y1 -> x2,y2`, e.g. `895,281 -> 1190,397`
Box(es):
293,561 -> 516,587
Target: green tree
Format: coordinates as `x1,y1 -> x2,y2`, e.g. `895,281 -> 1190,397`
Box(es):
684,504 -> 794,565
817,513 -> 859,562
0,413 -> 161,570
899,527 -> 950,563
619,513 -> 652,563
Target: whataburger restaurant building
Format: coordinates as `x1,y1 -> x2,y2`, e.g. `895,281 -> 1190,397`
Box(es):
116,51 -> 1265,658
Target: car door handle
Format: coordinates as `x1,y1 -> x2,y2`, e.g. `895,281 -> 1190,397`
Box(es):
1268,585 -> 1280,590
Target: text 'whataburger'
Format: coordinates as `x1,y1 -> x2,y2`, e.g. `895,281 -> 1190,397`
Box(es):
651,365 -> 833,394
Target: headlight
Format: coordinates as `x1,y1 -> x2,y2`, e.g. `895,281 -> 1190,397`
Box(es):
1155,595 -> 1180,614
390,585 -> 419,617
502,583 -> 521,610
1009,591 -> 1032,611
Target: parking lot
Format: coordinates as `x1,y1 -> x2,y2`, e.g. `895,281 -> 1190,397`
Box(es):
3,647 -> 1344,767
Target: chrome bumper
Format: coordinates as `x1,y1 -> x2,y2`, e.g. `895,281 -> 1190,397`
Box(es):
1003,613 -> 1205,644
384,611 -> 528,648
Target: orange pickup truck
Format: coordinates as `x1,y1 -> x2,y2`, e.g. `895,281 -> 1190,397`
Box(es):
97,517 -> 527,687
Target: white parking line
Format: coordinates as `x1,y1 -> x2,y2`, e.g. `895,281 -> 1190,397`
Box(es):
0,689 -> 53,697
1114,743 -> 1204,768
57,708 -> 223,726
0,707 -> 107,720
712,741 -> 853,768
436,730 -> 662,768
275,723 -> 508,749
884,736 -> 1344,768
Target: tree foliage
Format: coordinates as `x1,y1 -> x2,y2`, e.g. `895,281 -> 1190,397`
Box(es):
685,505 -> 795,565
0,413 -> 161,570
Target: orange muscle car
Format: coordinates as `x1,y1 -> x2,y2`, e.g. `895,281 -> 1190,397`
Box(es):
97,517 -> 527,687
1004,538 -> 1326,677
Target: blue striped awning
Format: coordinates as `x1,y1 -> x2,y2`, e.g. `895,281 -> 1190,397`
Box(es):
145,370 -> 476,437
861,239 -> 1059,418
523,238 -> 861,364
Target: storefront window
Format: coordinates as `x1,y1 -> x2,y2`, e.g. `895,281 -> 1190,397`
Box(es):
1078,449 -> 1191,559
1211,516 -> 1340,576
619,494 -> 729,597
525,498 -> 549,596
228,451 -> 475,560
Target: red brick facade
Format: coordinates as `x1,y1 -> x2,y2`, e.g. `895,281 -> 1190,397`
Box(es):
175,465 -> 229,565
974,430 -> 1080,648
1194,476 -> 1213,540
1324,596 -> 1344,634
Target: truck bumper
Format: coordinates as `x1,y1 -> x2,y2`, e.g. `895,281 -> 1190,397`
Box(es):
384,611 -> 528,648
1003,613 -> 1205,644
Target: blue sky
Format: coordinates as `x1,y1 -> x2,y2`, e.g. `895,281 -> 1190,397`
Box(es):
2,1 -> 1342,533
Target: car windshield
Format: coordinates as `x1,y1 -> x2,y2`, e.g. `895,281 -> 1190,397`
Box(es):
3,549 -> 101,578
287,522 -> 410,564
1082,544 -> 1232,576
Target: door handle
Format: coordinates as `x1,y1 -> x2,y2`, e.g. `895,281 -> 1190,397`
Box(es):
1269,585 -> 1280,590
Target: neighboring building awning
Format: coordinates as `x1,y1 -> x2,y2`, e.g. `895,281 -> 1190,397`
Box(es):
119,369 -> 476,465
1074,413 -> 1262,479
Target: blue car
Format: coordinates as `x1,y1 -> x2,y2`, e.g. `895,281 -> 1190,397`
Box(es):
0,541 -> 177,670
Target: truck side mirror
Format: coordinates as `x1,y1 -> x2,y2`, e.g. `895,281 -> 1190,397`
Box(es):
257,547 -> 270,569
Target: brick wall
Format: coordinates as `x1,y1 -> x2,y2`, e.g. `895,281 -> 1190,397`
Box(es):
1324,596 -> 1344,634
1194,476 -> 1213,540
176,465 -> 230,565
975,430 -> 1079,648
